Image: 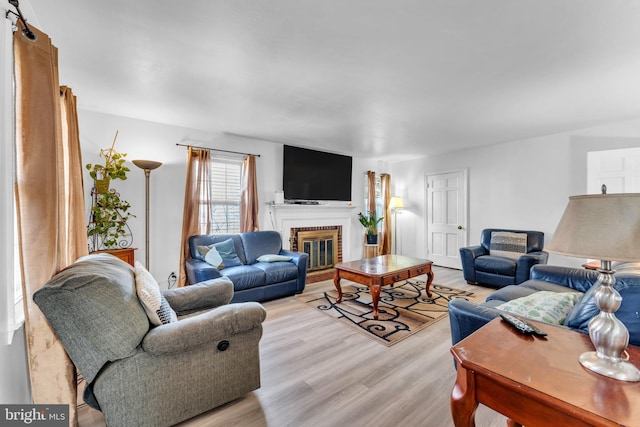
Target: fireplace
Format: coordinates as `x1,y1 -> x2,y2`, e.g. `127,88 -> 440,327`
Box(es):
290,226 -> 342,272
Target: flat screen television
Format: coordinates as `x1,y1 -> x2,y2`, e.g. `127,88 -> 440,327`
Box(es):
283,145 -> 352,202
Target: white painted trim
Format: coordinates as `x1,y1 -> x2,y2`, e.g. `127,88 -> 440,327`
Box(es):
1,16 -> 23,346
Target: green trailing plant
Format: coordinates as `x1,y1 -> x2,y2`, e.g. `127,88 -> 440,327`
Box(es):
85,131 -> 130,182
358,211 -> 383,236
86,131 -> 134,250
88,191 -> 134,249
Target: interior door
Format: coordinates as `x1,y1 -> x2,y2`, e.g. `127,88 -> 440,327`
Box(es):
426,169 -> 467,269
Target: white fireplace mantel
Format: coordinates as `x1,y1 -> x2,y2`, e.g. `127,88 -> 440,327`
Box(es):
266,203 -> 358,261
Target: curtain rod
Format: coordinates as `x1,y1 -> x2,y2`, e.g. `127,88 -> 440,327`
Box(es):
6,0 -> 36,41
176,143 -> 261,158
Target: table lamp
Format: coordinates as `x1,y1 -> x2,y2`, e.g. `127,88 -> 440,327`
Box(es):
546,191 -> 640,382
132,160 -> 162,269
389,196 -> 404,255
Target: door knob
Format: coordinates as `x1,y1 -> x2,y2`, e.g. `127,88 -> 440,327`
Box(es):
457,225 -> 463,230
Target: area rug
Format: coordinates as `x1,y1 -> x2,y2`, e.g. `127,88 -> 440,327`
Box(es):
297,280 -> 482,346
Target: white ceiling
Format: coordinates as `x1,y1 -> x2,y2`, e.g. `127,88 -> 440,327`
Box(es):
25,0 -> 640,161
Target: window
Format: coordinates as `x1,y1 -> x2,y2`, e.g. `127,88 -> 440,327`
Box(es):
203,157 -> 242,233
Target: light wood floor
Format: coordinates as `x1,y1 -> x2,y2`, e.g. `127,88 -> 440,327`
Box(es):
79,266 -> 508,427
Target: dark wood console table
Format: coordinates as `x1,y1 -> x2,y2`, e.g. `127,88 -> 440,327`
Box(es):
451,318 -> 640,427
333,255 -> 433,320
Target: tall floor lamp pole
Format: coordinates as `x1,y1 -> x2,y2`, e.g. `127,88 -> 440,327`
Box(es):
389,196 -> 404,255
132,160 -> 162,269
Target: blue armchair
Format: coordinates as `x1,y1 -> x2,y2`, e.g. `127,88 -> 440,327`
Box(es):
460,228 -> 548,288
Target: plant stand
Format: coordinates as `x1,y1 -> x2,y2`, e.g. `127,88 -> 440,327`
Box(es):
87,185 -> 133,252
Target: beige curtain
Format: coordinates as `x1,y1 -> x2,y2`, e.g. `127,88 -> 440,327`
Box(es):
59,86 -> 88,266
380,173 -> 392,255
178,148 -> 211,287
240,155 -> 259,232
14,22 -> 87,426
366,170 -> 376,214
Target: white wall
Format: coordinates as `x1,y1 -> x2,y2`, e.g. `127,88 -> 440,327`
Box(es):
392,118 -> 640,268
78,110 -> 377,285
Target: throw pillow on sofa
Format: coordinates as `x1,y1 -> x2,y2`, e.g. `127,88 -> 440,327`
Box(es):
134,261 -> 178,326
496,290 -> 583,325
203,246 -> 225,269
257,254 -> 292,262
489,231 -> 528,260
197,238 -> 242,267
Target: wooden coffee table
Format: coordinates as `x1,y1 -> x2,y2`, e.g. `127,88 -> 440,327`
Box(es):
333,255 -> 433,320
451,318 -> 640,427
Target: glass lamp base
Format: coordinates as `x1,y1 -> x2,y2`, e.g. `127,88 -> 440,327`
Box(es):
579,351 -> 640,382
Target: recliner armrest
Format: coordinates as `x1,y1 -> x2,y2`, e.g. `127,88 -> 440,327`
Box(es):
162,277 -> 234,315
514,251 -> 549,284
185,258 -> 223,285
142,302 -> 267,355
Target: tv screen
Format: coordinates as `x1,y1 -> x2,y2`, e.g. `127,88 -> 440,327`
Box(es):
283,145 -> 352,201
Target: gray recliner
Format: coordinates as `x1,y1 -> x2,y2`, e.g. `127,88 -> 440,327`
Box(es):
33,254 -> 266,427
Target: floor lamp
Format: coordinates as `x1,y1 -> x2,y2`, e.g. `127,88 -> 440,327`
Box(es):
389,196 -> 404,255
132,160 -> 162,269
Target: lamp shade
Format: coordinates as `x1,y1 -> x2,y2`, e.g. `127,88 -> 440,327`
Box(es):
132,159 -> 162,171
389,196 -> 405,210
546,193 -> 640,262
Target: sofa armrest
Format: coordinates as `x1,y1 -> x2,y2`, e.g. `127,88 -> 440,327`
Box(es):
185,258 -> 223,285
162,277 -> 233,316
514,251 -> 549,284
142,302 -> 267,355
448,299 -> 502,346
530,264 -> 599,292
459,245 -> 486,283
280,249 -> 309,292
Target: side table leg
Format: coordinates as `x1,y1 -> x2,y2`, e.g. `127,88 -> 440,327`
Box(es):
425,269 -> 435,298
451,364 -> 478,427
333,270 -> 343,303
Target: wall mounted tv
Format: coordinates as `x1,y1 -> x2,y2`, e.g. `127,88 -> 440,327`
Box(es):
283,145 -> 352,202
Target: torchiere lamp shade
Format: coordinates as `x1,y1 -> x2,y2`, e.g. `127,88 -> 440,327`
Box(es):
546,193 -> 640,262
132,159 -> 162,171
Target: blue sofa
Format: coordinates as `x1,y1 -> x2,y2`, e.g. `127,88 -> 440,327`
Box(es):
460,228 -> 548,287
185,231 -> 309,303
449,264 -> 640,347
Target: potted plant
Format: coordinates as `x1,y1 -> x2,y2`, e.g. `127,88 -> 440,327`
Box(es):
88,191 -> 134,249
358,211 -> 383,244
85,131 -> 129,194
86,131 -> 135,250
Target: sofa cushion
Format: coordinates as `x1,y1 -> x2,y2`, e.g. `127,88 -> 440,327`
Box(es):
475,255 -> 517,276
33,254 -> 149,385
241,231 -> 283,264
134,261 -> 178,326
489,231 -> 527,259
254,261 -> 298,284
496,290 -> 583,325
220,265 -> 267,290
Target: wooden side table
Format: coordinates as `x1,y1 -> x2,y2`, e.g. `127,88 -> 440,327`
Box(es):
450,318 -> 640,427
91,248 -> 137,267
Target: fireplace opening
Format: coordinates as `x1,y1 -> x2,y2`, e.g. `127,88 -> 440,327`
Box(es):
290,226 -> 342,272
